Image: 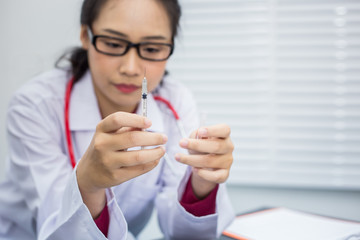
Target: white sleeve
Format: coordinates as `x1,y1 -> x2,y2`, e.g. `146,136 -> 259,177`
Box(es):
156,168 -> 235,239
38,167 -> 128,240
6,95 -> 129,240
155,83 -> 235,239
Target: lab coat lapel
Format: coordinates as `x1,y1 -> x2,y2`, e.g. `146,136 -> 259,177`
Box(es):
69,71 -> 102,131
68,71 -> 101,160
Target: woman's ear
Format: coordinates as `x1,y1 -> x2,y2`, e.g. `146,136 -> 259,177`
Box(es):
80,25 -> 90,50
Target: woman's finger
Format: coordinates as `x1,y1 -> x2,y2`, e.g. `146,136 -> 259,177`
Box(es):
98,112 -> 152,133
194,168 -> 229,184
105,131 -> 168,150
108,146 -> 166,168
179,137 -> 234,154
112,158 -> 161,185
196,124 -> 231,139
113,126 -> 140,134
175,153 -> 233,169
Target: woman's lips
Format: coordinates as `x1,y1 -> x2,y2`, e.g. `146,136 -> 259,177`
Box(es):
114,84 -> 140,94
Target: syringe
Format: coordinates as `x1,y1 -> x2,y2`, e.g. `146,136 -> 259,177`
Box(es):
142,69 -> 147,118
141,70 -> 147,150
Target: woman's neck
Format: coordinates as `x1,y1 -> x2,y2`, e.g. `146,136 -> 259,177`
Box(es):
98,98 -> 138,119
94,87 -> 138,119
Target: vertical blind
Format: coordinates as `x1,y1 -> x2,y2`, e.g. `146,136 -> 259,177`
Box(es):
167,0 -> 360,189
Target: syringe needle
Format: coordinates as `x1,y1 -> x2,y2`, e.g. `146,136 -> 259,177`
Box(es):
141,69 -> 147,150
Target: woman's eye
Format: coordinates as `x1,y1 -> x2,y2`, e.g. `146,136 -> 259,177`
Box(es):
105,42 -> 123,48
145,48 -> 160,53
144,46 -> 161,53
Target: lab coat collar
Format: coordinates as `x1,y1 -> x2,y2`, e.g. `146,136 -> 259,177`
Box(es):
69,71 -> 164,134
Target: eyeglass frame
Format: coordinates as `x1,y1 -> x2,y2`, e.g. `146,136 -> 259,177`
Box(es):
87,27 -> 174,61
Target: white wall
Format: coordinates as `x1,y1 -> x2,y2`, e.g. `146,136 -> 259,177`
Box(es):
0,0 -> 82,180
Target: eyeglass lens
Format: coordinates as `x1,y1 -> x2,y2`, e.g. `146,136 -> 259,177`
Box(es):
95,37 -> 172,60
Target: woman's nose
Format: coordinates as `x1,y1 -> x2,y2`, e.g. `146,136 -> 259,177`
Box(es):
118,48 -> 142,77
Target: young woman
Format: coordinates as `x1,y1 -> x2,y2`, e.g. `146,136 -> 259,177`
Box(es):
0,0 -> 235,239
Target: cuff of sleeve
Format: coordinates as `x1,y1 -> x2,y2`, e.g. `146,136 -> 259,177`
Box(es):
180,174 -> 219,217
94,204 -> 109,237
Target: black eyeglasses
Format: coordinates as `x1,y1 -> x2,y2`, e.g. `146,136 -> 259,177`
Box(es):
88,28 -> 174,61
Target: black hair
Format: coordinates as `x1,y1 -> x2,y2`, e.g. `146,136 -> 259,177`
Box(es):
56,0 -> 181,83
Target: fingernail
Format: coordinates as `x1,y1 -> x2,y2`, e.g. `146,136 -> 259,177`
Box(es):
175,153 -> 181,161
160,145 -> 166,152
162,134 -> 168,143
179,139 -> 188,148
198,128 -> 207,137
144,118 -> 152,127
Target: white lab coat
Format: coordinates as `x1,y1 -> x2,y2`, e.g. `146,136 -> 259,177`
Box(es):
0,69 -> 235,240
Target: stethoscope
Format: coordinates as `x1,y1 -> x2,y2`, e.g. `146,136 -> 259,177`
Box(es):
65,77 -> 187,170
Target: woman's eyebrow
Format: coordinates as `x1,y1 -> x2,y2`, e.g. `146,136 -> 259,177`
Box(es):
102,28 -> 168,41
141,35 -> 168,41
103,28 -> 128,38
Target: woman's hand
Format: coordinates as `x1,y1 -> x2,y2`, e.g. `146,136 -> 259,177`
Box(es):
76,112 -> 167,217
175,124 -> 234,199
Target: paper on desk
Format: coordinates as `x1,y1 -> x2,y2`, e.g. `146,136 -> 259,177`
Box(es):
223,208 -> 360,240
